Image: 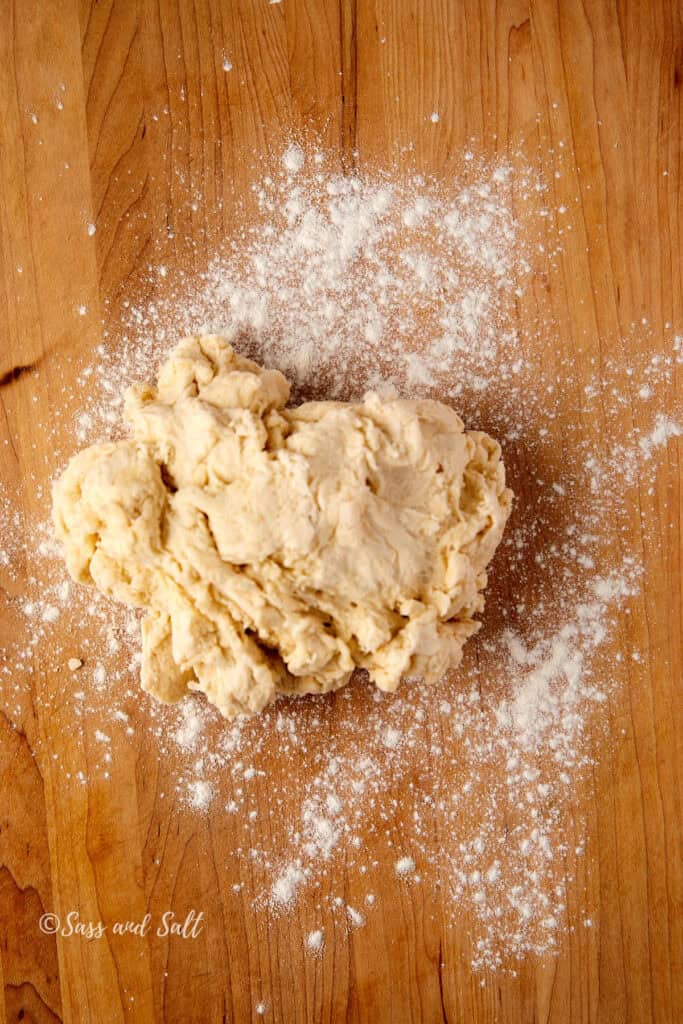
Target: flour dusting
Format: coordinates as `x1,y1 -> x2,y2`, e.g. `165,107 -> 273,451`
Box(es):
0,142 -> 680,975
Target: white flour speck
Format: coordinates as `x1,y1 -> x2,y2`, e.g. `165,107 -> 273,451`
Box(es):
306,929 -> 324,952
396,856 -> 416,876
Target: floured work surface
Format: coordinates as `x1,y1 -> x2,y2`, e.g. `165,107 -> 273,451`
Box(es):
0,4 -> 680,1023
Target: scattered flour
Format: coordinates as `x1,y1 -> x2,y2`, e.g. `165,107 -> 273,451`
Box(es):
496,568 -> 639,749
174,702 -> 206,750
0,142 -> 680,975
188,780 -> 213,811
638,414 -> 681,459
396,856 -> 416,876
281,143 -> 305,174
346,906 -> 365,928
271,865 -> 305,907
306,929 -> 324,952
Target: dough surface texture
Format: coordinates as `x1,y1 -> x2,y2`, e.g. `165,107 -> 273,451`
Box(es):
53,335 -> 513,717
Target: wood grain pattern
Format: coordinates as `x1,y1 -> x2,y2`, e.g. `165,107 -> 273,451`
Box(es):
0,1 -> 681,1021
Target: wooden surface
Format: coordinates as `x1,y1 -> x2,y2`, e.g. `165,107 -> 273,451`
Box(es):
0,1 -> 681,1022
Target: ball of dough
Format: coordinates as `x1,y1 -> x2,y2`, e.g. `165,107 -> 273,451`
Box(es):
53,334 -> 513,717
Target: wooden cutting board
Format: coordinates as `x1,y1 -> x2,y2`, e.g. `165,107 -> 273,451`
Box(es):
0,1 -> 680,1022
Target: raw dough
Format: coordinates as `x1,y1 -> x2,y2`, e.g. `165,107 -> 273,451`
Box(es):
53,334 -> 513,717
